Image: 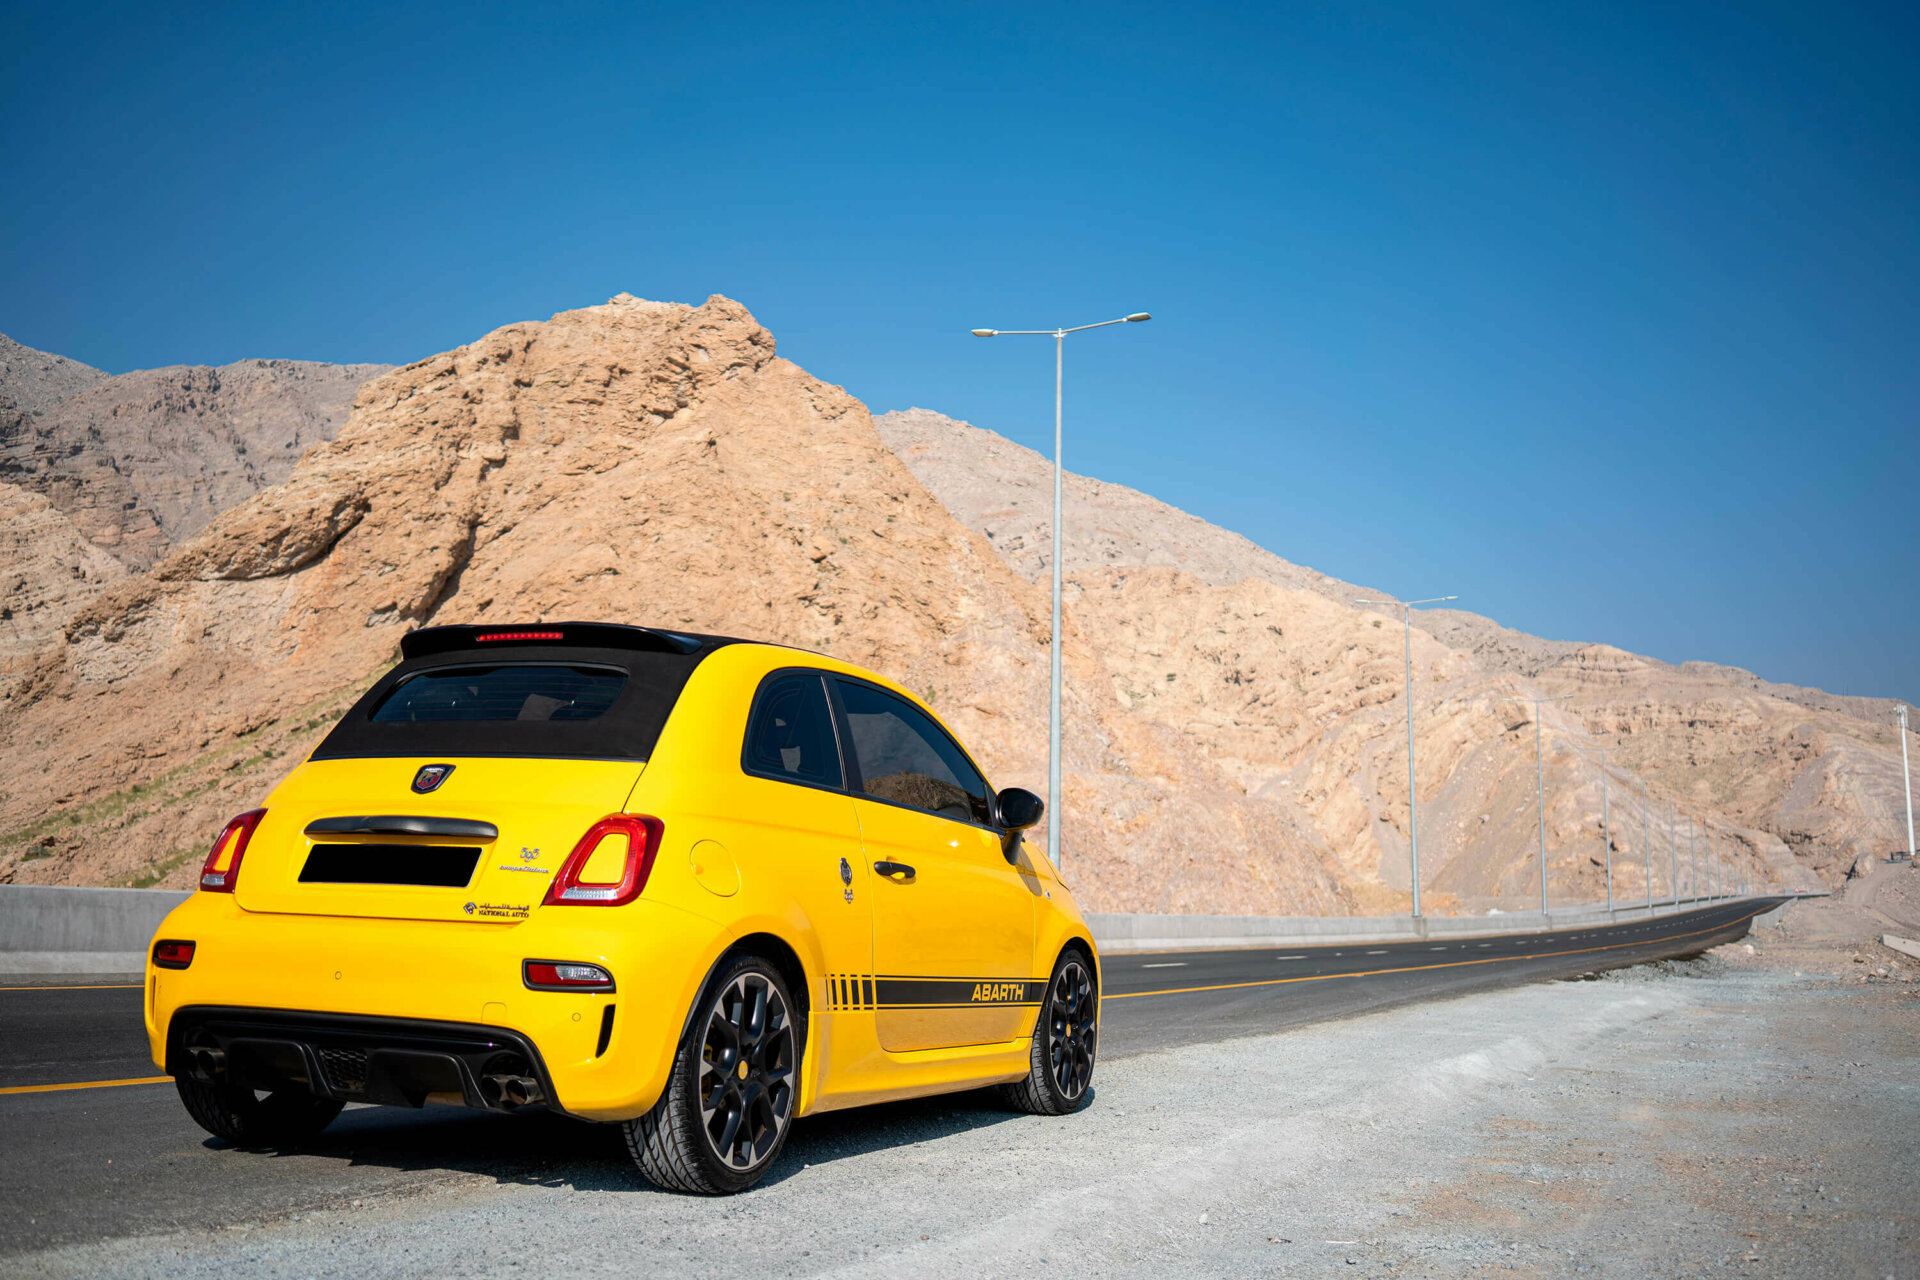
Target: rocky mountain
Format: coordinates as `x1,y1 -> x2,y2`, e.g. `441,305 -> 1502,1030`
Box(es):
0,339 -> 390,571
876,408 -> 1909,898
0,306 -> 1896,911
0,333 -> 111,424
0,334 -> 389,673
0,297 -> 1355,915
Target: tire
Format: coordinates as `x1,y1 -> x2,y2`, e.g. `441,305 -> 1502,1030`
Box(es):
1003,947 -> 1098,1116
626,953 -> 801,1194
175,1076 -> 344,1147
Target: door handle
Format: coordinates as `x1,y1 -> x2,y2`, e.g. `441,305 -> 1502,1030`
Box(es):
873,860 -> 916,882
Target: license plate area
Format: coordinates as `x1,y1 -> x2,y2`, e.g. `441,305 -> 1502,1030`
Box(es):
299,843 -> 482,887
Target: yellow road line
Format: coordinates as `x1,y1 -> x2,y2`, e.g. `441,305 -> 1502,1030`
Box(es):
0,983 -> 143,992
0,1075 -> 171,1096
1109,905 -> 1771,1000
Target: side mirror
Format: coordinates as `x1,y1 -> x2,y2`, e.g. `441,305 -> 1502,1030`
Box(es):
996,787 -> 1044,832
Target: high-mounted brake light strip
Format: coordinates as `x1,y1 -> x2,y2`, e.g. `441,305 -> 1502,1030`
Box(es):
475,630 -> 564,643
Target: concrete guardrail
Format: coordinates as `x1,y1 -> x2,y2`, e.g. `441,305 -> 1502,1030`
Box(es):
2,883 -> 1787,974
0,884 -> 190,974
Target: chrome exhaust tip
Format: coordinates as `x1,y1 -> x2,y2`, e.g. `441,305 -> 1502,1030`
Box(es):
187,1046 -> 227,1081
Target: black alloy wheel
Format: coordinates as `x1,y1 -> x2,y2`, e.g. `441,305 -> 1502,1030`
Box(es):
1003,947 -> 1098,1115
627,954 -> 800,1193
698,969 -> 797,1171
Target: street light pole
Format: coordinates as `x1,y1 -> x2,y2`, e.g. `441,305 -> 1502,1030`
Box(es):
971,313 -> 1151,873
1499,694 -> 1570,915
1668,802 -> 1678,907
1899,704 -> 1916,865
1354,595 -> 1458,918
1642,777 -> 1653,912
1688,813 -> 1697,905
1601,749 -> 1613,913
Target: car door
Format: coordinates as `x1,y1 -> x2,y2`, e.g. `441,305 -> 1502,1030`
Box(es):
831,677 -> 1038,1052
735,670 -> 875,1045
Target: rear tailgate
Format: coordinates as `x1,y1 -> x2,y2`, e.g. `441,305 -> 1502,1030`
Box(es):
234,756 -> 645,923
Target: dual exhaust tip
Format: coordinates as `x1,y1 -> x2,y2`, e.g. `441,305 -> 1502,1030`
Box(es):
184,1042 -> 544,1110
480,1073 -> 545,1109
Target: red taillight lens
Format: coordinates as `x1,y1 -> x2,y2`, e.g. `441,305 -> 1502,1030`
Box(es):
152,939 -> 196,969
543,815 -> 663,907
199,808 -> 266,892
522,960 -> 616,991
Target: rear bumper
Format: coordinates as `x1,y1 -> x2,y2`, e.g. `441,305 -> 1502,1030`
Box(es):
169,1006 -> 564,1115
146,890 -> 728,1121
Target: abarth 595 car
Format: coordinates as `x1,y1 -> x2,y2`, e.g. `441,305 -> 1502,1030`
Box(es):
145,623 -> 1099,1193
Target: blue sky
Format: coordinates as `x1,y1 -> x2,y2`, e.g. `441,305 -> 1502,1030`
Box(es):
4,1 -> 1914,701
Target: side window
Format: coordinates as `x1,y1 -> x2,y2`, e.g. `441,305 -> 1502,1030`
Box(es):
744,674 -> 843,787
837,681 -> 992,826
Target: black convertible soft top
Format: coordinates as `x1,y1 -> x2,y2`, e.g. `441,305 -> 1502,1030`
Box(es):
310,623 -> 750,762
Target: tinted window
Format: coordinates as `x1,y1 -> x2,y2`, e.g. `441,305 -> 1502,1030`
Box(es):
370,665 -> 626,723
744,674 -> 843,787
838,681 -> 992,825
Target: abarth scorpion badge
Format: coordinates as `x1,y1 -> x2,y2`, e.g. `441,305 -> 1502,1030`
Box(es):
840,857 -> 854,904
412,763 -> 454,794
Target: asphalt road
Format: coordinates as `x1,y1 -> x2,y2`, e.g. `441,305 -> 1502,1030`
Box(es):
0,897 -> 1780,1257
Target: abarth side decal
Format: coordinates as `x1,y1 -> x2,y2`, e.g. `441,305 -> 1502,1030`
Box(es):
873,977 -> 1046,1009
824,975 -> 1044,1009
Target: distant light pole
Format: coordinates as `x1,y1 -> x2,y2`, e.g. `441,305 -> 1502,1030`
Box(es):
1687,813 -> 1697,904
1353,594 -> 1459,917
1500,694 -> 1572,915
971,312 -> 1152,871
1706,826 -> 1715,902
1642,777 -> 1653,912
1899,704 -> 1916,865
1600,749 -> 1613,913
1668,802 -> 1679,907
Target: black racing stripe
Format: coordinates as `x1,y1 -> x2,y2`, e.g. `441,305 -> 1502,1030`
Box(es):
861,977 -> 874,1008
874,977 -> 1045,1008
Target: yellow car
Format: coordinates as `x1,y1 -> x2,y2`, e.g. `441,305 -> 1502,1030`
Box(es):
144,623 -> 1099,1193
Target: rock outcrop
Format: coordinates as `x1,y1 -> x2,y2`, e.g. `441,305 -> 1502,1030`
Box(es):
0,343 -> 391,570
878,408 -> 1903,899
0,309 -> 1893,908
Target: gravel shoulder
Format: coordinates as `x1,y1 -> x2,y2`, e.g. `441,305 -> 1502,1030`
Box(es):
14,896 -> 1916,1280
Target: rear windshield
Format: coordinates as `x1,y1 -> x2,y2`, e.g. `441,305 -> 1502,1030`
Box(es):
310,644 -> 710,762
370,665 -> 626,723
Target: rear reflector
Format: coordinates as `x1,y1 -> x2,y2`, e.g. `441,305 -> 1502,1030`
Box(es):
152,939 -> 196,969
199,809 -> 266,892
523,960 -> 616,991
475,630 -> 564,643
544,815 -> 663,907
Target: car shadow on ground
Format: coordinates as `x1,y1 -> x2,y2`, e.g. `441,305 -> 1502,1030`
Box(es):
209,1085 -> 1062,1195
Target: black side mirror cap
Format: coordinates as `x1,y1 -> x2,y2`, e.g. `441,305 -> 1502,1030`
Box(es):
996,787 -> 1044,832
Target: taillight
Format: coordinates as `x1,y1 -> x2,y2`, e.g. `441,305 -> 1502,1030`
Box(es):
152,939 -> 196,969
543,815 -> 662,907
523,960 -> 616,991
199,808 -> 266,892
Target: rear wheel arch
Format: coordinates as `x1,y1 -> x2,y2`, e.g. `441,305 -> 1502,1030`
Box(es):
677,930 -> 813,1045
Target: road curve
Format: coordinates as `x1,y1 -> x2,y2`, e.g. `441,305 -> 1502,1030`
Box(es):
0,897 -> 1779,1255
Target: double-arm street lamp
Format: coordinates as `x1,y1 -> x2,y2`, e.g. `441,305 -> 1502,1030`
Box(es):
970,313 -> 1151,870
1353,595 -> 1459,917
1498,693 -> 1572,914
